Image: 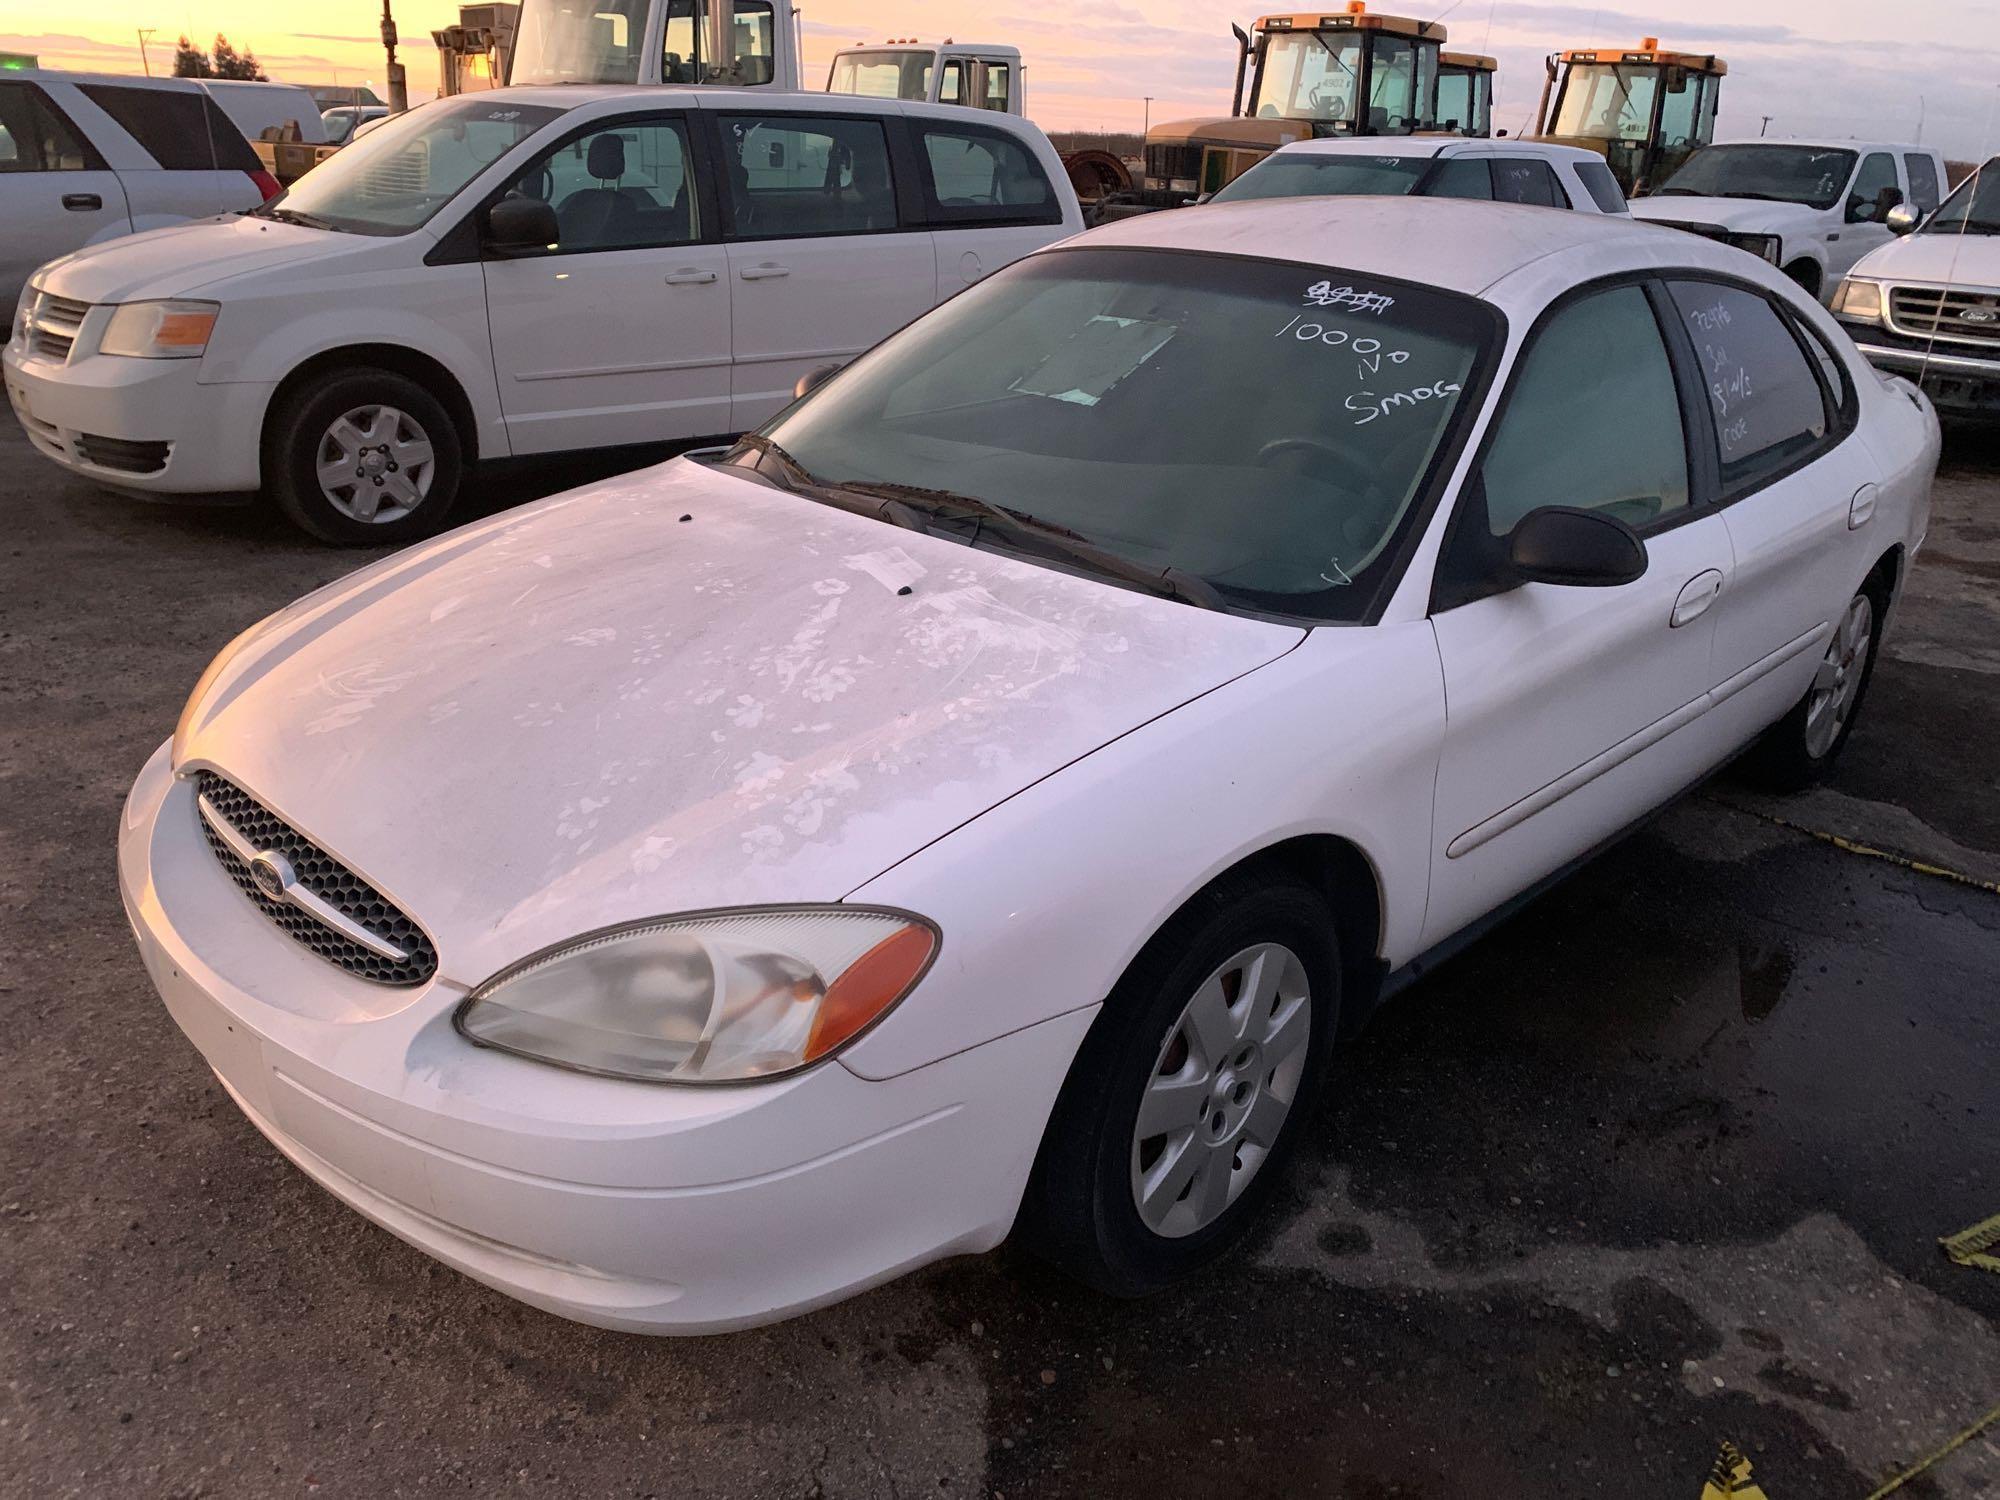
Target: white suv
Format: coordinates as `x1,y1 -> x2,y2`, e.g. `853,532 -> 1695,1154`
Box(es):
1207,136 -> 1631,214
5,87 -> 1082,543
0,71 -> 279,308
1630,139 -> 1949,302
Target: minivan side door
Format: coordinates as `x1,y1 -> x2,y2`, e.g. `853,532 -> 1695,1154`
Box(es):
711,109 -> 938,429
71,82 -> 263,225
1424,279 -> 1737,946
0,81 -> 129,305
481,111 -> 735,454
911,117 -> 1068,299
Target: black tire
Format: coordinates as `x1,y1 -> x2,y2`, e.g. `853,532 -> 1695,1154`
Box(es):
266,367 -> 465,545
1017,873 -> 1341,1296
1783,260 -> 1822,300
1740,575 -> 1887,792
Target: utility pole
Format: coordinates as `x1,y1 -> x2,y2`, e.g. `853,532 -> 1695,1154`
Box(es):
136,27 -> 156,75
1143,95 -> 1153,136
1759,114 -> 1773,137
381,0 -> 409,112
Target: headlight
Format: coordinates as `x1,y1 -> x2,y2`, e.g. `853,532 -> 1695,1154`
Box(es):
455,906 -> 940,1084
1723,231 -> 1782,265
13,282 -> 37,344
100,300 -> 219,359
1831,278 -> 1884,322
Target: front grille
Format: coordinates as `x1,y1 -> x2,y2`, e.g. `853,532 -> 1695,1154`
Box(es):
1144,142 -> 1200,185
193,770 -> 438,985
75,434 -> 170,474
1889,285 -> 2000,348
26,291 -> 89,363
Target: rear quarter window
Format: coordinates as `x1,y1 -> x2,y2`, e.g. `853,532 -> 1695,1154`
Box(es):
1574,159 -> 1628,213
77,84 -> 260,172
917,121 -> 1061,226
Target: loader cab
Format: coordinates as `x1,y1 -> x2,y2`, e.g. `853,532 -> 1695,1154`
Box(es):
1436,51 -> 1494,137
1539,40 -> 1723,195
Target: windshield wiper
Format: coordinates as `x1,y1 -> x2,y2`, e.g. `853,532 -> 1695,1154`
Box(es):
729,432 -> 822,490
838,480 -> 1226,612
257,205 -> 341,231
1715,191 -> 1789,202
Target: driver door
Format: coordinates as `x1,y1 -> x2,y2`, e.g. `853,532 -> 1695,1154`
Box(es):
482,111 -> 734,454
1424,279 -> 1737,946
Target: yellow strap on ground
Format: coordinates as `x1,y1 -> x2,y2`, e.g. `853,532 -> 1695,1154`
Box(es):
1711,800 -> 2000,897
1701,1442 -> 1771,1499
1863,1401 -> 2000,1499
1941,1212 -> 2000,1273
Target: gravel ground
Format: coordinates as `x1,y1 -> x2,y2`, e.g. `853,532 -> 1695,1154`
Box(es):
2,421 -> 1996,1499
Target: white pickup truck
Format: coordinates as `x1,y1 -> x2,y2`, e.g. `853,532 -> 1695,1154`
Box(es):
1833,158 -> 2000,420
1630,139 -> 1949,303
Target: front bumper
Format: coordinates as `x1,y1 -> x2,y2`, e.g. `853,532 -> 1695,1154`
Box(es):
4,339 -> 270,497
1840,321 -> 2000,417
118,740 -> 1092,1333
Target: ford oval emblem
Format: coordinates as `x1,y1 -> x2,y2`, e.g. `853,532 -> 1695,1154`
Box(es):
1959,307 -> 1998,324
248,850 -> 293,901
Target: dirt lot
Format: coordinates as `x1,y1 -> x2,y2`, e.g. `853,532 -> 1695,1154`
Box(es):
2,422 -> 1997,1499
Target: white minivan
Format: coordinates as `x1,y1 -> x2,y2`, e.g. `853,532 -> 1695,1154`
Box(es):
5,86 -> 1082,542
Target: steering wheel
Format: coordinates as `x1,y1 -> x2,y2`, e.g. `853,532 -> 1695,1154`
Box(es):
1255,435 -> 1348,471
1308,85 -> 1347,114
1254,435 -> 1407,554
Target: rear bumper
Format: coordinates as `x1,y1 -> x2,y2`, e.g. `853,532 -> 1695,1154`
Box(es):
118,740 -> 1092,1333
4,342 -> 269,495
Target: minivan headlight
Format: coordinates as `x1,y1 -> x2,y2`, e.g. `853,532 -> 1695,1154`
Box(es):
455,907 -> 939,1084
1832,278 -> 1884,323
100,300 -> 220,359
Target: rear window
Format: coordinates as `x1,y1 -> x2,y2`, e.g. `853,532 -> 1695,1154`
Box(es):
1574,159 -> 1628,213
1211,153 -> 1432,202
78,84 -> 259,172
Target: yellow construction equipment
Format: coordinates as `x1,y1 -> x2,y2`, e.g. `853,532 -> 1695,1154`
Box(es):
1534,38 -> 1725,195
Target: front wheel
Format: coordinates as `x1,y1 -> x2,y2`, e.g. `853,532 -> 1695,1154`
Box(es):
1742,584 -> 1883,791
1018,876 -> 1340,1295
266,368 -> 464,545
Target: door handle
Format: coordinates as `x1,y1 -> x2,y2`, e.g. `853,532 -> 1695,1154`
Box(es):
664,269 -> 718,285
1671,569 -> 1724,628
61,193 -> 102,212
738,264 -> 790,280
1848,483 -> 1878,530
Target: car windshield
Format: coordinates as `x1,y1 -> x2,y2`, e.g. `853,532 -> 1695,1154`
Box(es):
1656,145 -> 1858,210
1552,63 -> 1658,143
828,50 -> 933,100
1256,31 -> 1364,125
1211,153 -> 1433,202
259,98 -> 562,235
748,248 -> 1496,622
1923,162 -> 2000,234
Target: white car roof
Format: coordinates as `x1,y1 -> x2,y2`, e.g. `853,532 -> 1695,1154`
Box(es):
471,83 -> 1038,128
1709,137 -> 1935,156
1072,196 -> 1752,297
1267,136 -> 1608,167
10,68 -> 208,92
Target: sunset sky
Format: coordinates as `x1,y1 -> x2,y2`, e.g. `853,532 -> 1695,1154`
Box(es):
4,0 -> 1994,159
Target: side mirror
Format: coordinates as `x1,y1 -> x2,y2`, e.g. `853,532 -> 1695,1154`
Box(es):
1886,202 -> 1919,235
484,195 -> 559,255
1508,506 -> 1647,587
793,361 -> 842,400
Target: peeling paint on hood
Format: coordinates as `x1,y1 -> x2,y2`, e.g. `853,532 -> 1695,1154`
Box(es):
178,459 -> 1306,985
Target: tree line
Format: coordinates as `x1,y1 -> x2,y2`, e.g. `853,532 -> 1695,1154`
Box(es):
172,35 -> 267,81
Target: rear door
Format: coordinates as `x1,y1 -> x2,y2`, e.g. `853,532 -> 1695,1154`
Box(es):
0,81 -> 129,303
482,110 -> 734,453
910,116 -> 1068,299
73,81 -> 263,223
712,108 -> 937,429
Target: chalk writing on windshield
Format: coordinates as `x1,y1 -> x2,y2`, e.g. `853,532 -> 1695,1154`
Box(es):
1345,380 -> 1462,425
1303,281 -> 1396,316
1273,315 -> 1415,380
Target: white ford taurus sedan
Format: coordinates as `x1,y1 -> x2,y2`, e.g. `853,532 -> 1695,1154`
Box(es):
121,198 -> 1937,1333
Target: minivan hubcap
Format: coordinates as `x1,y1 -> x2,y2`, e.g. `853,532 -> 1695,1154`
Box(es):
1805,594 -> 1873,759
1130,941 -> 1312,1239
314,404 -> 435,523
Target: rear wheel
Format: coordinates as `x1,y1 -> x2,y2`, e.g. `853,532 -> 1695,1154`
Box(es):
1018,875 -> 1340,1295
1783,260 -> 1823,300
1742,581 -> 1884,790
267,368 -> 463,545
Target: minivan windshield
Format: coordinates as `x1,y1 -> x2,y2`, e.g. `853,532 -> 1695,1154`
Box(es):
749,248 -> 1495,621
258,98 -> 562,235
1923,162 -> 2000,234
1211,153 -> 1433,202
1656,144 -> 1858,210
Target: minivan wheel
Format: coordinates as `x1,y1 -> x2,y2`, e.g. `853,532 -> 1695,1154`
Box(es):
1018,875 -> 1340,1296
1742,582 -> 1884,791
267,368 -> 463,545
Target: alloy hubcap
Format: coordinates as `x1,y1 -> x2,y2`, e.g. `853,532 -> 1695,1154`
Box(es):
314,403 -> 435,524
1130,941 -> 1312,1239
1804,594 -> 1873,759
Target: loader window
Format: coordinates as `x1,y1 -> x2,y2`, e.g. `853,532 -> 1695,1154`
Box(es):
1552,63 -> 1657,143
1257,30 -> 1363,126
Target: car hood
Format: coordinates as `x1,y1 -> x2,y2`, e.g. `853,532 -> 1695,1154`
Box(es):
178,460 -> 1304,985
1849,230 -> 2000,286
36,215 -> 373,304
1629,196 -> 1825,236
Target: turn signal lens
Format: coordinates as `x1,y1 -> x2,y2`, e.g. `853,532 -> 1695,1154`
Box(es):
101,300 -> 220,359
456,907 -> 939,1084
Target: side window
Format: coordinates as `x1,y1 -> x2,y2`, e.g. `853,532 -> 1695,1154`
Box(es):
1490,158 -> 1565,209
1794,314 -> 1852,419
1574,160 -> 1629,213
1904,153 -> 1942,216
1667,280 -> 1831,494
0,83 -> 97,173
509,116 -> 698,252
1846,151 -> 1899,223
1482,285 -> 1690,537
918,124 -> 1060,226
1425,158 -> 1491,199
980,62 -> 1012,112
718,113 -> 898,239
938,60 -> 965,105
77,85 -> 260,172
